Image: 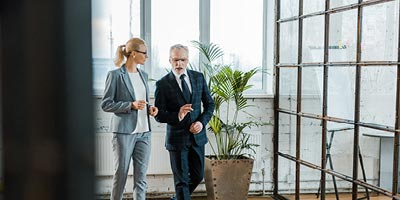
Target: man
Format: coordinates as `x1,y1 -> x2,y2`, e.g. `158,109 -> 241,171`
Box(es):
154,44 -> 215,200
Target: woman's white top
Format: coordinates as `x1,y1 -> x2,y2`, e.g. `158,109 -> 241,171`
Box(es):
128,72 -> 150,134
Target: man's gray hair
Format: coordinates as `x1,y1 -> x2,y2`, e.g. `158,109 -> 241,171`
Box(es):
170,44 -> 189,55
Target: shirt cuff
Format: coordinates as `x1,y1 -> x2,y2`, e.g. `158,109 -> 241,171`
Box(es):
178,113 -> 184,121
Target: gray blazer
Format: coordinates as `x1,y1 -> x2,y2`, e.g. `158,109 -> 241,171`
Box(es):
101,65 -> 151,134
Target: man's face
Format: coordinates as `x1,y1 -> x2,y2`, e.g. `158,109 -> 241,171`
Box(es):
169,48 -> 189,75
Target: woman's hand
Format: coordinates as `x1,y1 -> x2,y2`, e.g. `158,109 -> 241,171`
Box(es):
131,100 -> 147,110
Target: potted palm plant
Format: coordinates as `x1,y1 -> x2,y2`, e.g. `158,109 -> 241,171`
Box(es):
191,41 -> 263,200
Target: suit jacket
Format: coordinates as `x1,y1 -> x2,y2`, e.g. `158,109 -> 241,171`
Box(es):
101,65 -> 151,134
154,70 -> 215,150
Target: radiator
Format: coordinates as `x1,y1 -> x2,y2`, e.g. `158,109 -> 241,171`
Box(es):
95,132 -> 172,176
96,131 -> 262,176
95,133 -> 114,176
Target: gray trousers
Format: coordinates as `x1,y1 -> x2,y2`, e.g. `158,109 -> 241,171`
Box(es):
111,132 -> 151,200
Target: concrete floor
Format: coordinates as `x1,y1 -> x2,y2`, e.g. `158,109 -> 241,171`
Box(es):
96,193 -> 393,200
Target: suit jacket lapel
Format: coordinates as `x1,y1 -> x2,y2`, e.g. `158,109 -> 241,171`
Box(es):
120,65 -> 136,100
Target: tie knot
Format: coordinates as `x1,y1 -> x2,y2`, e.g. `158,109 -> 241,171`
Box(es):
180,74 -> 186,80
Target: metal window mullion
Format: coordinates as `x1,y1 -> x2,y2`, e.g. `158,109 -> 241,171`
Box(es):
273,0 -> 281,197
392,1 -> 400,196
295,1 -> 303,200
141,0 -> 151,74
141,0 -> 151,40
278,61 -> 400,67
320,0 -> 331,200
394,57 -> 400,198
262,0 -> 269,92
199,0 -> 210,72
278,0 -> 395,23
352,1 -> 363,200
278,152 -> 400,199
278,108 -> 398,133
199,0 -> 210,45
129,0 -> 133,38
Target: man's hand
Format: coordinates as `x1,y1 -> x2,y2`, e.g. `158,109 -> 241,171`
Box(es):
178,104 -> 193,120
149,106 -> 158,116
190,121 -> 203,134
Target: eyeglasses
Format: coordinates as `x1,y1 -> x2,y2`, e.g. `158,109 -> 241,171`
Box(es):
133,50 -> 147,55
170,58 -> 188,62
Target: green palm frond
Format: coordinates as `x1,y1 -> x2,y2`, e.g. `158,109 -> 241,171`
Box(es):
191,40 -> 224,63
236,97 -> 248,111
191,41 -> 266,160
208,115 -> 222,135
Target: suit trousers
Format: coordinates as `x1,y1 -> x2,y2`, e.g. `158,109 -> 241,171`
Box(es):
169,144 -> 205,200
111,132 -> 151,200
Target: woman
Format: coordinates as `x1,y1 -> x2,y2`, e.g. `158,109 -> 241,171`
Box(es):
101,38 -> 158,200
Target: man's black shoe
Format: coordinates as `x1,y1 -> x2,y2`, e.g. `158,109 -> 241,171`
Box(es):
170,196 -> 176,200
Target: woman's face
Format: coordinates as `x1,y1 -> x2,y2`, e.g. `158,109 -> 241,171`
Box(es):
132,44 -> 148,65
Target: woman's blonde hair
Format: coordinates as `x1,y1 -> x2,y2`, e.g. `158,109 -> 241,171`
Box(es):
114,37 -> 146,67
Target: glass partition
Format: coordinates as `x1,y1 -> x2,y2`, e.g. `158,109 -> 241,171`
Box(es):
327,66 -> 355,121
302,16 -> 325,63
360,66 -> 397,127
301,66 -> 323,115
361,1 -> 399,62
329,10 -> 357,62
274,0 -> 400,199
280,21 -> 299,64
279,68 -> 298,111
303,0 -> 325,15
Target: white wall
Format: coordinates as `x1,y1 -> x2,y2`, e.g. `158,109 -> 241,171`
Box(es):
94,96 -> 382,196
94,97 -> 275,195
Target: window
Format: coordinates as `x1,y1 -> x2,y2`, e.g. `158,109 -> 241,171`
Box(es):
275,0 -> 400,199
150,0 -> 199,91
92,0 -> 273,95
92,0 -> 141,95
210,0 -> 264,91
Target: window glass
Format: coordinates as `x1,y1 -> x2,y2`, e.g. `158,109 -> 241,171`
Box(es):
279,67 -> 297,111
360,66 -> 397,127
327,66 -> 355,121
329,10 -> 357,62
279,21 -> 298,64
280,0 -> 299,19
361,1 -> 399,61
92,0 -> 271,95
301,66 -> 323,115
303,0 -> 325,15
302,16 -> 324,63
151,0 -> 199,90
330,0 -> 358,9
211,0 -> 264,90
92,0 -> 141,95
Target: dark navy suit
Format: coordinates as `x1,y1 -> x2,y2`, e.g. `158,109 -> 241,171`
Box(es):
154,70 -> 214,200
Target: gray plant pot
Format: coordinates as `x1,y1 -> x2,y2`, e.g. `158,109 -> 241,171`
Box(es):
204,156 -> 254,200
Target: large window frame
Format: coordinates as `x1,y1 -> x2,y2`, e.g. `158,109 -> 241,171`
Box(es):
273,0 -> 400,199
92,0 -> 274,96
